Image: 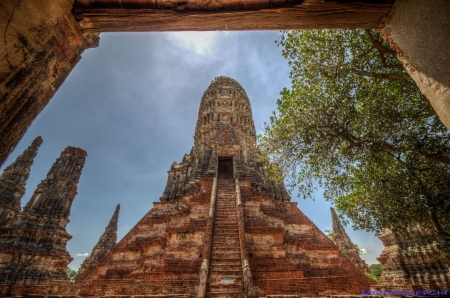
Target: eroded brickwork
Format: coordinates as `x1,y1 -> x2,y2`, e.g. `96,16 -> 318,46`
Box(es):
377,229 -> 450,290
0,147 -> 86,292
76,77 -> 373,297
331,207 -> 370,273
241,181 -> 373,295
0,136 -> 42,226
78,204 -> 121,279
161,77 -> 289,203
75,180 -> 212,296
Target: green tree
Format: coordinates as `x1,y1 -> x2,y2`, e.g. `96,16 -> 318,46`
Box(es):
67,268 -> 78,281
259,29 -> 450,246
365,264 -> 383,281
324,229 -> 334,241
370,264 -> 383,279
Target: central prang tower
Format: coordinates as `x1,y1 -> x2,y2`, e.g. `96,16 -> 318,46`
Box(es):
160,77 -> 289,202
76,77 -> 373,298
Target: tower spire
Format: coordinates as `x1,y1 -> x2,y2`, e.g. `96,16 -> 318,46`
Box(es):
160,76 -> 290,202
0,136 -> 43,225
330,207 -> 370,272
0,146 -> 87,285
78,204 -> 120,278
22,146 -> 87,219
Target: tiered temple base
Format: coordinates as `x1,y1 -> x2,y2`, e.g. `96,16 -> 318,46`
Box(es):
75,179 -> 215,297
239,179 -> 373,295
72,178 -> 373,298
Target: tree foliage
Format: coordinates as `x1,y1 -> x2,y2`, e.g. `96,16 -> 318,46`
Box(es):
67,268 -> 78,281
259,29 -> 450,245
365,264 -> 383,281
370,264 -> 383,278
324,229 -> 334,241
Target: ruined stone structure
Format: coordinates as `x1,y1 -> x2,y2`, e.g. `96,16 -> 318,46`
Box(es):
330,208 -> 370,273
161,77 -> 289,202
78,204 -> 120,279
75,77 -> 373,297
0,136 -> 42,226
377,229 -> 450,290
0,146 -> 87,295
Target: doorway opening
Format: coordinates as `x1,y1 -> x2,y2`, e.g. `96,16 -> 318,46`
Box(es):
217,156 -> 234,179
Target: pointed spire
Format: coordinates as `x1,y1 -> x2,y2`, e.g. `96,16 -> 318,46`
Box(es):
0,145 -> 87,285
22,146 -> 87,219
0,136 -> 43,225
330,207 -> 370,272
78,204 -> 120,278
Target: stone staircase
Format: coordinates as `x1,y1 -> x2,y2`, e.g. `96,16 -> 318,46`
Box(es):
207,179 -> 246,298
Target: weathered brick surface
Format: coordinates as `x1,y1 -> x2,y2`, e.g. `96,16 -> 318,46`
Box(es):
160,77 -> 290,203
0,146 -> 87,295
331,207 -> 370,273
377,229 -> 450,290
240,180 -> 374,296
75,180 -> 212,296
78,204 -> 121,280
0,136 -> 42,226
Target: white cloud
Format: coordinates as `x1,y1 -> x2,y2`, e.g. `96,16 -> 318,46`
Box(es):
166,31 -> 220,55
76,253 -> 89,257
360,248 -> 367,254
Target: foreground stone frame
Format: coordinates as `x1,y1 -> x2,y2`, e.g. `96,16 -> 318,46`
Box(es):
1,0 -> 449,169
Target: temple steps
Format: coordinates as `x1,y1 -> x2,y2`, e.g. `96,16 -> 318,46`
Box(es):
100,294 -> 192,298
212,239 -> 239,245
206,291 -> 247,298
207,179 -> 245,297
210,258 -> 241,265
211,252 -> 241,259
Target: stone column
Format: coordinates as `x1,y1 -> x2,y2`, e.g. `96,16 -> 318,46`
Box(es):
383,0 -> 450,130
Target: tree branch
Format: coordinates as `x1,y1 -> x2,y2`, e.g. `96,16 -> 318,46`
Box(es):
350,69 -> 411,81
364,29 -> 406,70
364,29 -> 397,56
428,209 -> 450,241
426,154 -> 450,165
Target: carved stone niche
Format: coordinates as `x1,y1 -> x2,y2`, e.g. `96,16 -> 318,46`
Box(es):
221,114 -> 230,122
220,100 -> 230,106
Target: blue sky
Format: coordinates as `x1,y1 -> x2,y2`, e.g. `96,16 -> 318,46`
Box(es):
2,31 -> 382,270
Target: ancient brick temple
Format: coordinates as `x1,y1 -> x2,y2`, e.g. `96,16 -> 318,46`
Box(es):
330,208 -> 370,273
74,77 -> 373,297
0,136 -> 42,226
78,204 -> 121,279
0,145 -> 87,294
377,229 -> 450,291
